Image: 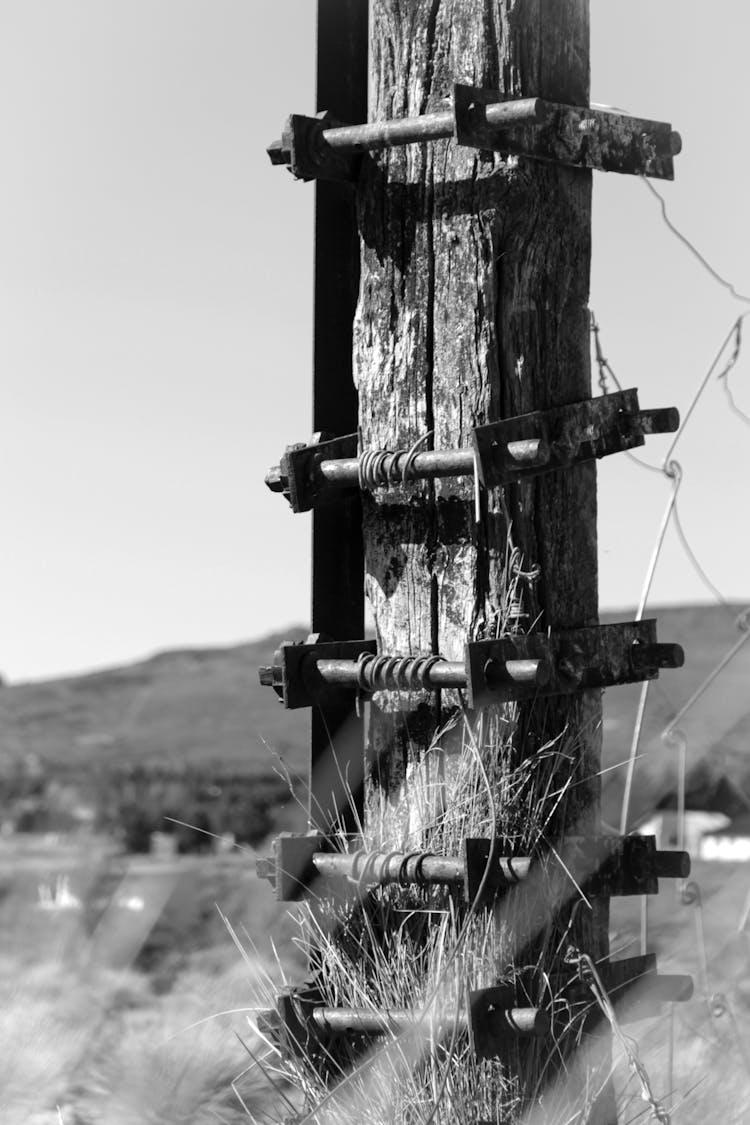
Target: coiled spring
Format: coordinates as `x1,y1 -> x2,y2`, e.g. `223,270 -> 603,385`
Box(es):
347,849 -> 434,890
357,431 -> 433,491
355,652 -> 443,692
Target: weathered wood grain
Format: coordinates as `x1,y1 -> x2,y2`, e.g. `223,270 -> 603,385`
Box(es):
354,1 -> 613,1118
355,0 -> 597,757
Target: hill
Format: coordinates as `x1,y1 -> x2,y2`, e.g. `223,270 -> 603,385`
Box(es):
598,604 -> 750,827
1,606 -> 749,831
0,629 -> 308,777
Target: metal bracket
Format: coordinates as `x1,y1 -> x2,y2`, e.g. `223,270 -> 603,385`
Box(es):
265,391 -> 678,512
258,635 -> 376,710
259,622 -> 683,710
267,86 -> 681,182
454,84 -> 680,179
465,835 -> 691,902
468,986 -> 548,1056
258,961 -> 691,1069
257,980 -> 327,1062
464,620 -> 684,708
556,835 -> 690,898
259,982 -> 548,1065
256,832 -> 690,903
265,431 -> 358,513
268,112 -> 360,182
255,831 -> 331,901
471,389 -> 679,489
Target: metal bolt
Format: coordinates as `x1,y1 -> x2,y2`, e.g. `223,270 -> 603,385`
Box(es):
264,466 -> 287,494
255,856 -> 277,883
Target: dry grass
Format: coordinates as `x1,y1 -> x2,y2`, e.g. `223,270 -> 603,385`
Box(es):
0,844 -> 300,1125
3,820 -> 750,1123
245,701 -> 620,1125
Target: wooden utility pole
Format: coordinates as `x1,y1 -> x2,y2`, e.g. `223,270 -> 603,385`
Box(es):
356,2 -> 610,1114
358,0 -> 596,807
260,1 -> 685,1120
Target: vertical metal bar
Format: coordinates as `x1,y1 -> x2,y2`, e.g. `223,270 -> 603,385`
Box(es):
310,0 -> 368,831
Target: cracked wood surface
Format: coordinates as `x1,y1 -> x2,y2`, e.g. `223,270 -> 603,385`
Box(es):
353,7 -> 613,1117
354,0 -> 597,747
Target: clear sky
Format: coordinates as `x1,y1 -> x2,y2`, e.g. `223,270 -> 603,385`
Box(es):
2,0 -> 749,682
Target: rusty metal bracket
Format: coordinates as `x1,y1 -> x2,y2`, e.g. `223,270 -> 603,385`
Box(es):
255,835 -> 530,904
258,622 -> 683,710
265,431 -> 358,513
258,634 -> 376,710
267,85 -> 681,182
464,619 -> 684,708
255,831 -> 332,901
471,389 -> 679,489
453,84 -> 680,178
257,980 -> 327,1064
259,960 -> 691,1067
265,391 -> 679,512
564,835 -> 691,898
259,981 -> 548,1065
256,832 -> 690,903
267,112 -> 360,182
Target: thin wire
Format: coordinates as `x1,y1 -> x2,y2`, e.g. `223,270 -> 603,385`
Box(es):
663,311 -> 750,465
670,497 -> 738,613
564,947 -> 671,1124
640,176 -> 750,305
638,462 -> 682,621
594,312 -> 746,614
619,464 -> 682,838
602,298 -> 750,838
595,166 -> 750,1109
679,883 -> 712,1020
661,607 -> 750,742
715,316 -> 750,428
590,312 -> 663,474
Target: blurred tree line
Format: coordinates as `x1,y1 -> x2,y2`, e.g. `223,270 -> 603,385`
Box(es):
0,755 -> 300,852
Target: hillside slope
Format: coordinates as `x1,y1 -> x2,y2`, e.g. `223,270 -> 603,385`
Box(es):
599,604 -> 750,826
1,607 -> 748,827
0,629 -> 308,777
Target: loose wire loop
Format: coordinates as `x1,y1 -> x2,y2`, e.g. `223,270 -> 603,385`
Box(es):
355,651 -> 443,693
357,430 -> 434,491
565,946 -> 671,1125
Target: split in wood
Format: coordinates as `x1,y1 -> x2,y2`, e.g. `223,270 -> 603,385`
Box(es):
257,621 -> 684,710
256,832 -> 690,904
265,389 -> 679,513
267,83 -> 681,182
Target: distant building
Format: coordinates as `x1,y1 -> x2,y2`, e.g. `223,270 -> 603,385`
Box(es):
636,774 -> 748,856
637,808 -> 730,854
701,813 -> 750,862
